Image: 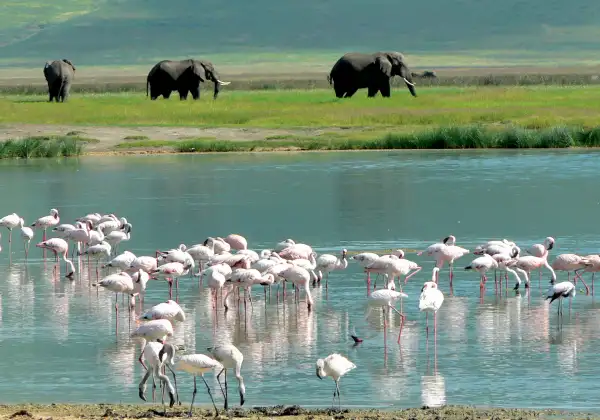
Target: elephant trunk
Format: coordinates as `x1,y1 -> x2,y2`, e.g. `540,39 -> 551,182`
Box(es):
403,77 -> 417,97
212,79 -> 231,100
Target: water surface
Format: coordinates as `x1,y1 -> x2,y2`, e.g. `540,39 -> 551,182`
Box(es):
1,150 -> 600,410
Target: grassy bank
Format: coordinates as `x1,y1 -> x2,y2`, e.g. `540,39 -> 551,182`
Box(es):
2,86 -> 600,129
3,72 -> 600,95
0,404 -> 595,420
0,135 -> 88,159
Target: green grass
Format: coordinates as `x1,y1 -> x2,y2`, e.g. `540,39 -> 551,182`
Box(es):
0,135 -> 87,159
171,125 -> 600,152
2,86 -> 600,129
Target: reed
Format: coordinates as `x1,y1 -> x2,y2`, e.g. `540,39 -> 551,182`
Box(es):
0,136 -> 87,159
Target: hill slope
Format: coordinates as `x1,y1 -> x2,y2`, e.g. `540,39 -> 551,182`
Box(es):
1,0 -> 600,68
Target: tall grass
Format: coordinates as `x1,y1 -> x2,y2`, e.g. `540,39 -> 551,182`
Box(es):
0,136 -> 85,159
171,125 -> 600,153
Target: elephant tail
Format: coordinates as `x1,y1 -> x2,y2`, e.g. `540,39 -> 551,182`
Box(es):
146,78 -> 149,97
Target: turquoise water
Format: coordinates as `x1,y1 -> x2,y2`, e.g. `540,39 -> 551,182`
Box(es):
1,151 -> 600,410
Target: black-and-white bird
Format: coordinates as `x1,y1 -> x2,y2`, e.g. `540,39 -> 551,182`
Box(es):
546,281 -> 576,317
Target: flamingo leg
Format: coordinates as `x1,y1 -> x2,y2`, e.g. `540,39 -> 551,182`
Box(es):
201,375 -> 219,416
574,270 -> 590,294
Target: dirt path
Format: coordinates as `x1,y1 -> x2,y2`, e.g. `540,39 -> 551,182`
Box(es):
0,124 -> 357,152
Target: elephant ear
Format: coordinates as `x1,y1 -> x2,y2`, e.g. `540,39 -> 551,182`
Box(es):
191,63 -> 206,82
62,59 -> 76,71
375,56 -> 392,77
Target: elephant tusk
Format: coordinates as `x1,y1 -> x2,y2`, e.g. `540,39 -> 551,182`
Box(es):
217,80 -> 231,86
403,78 -> 416,87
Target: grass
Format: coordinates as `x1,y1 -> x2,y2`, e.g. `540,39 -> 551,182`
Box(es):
1,86 -> 600,129
0,135 -> 88,159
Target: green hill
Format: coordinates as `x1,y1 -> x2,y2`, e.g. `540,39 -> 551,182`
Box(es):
1,0 -> 600,69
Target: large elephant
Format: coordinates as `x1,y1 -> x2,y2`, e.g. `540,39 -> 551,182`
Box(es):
43,59 -> 76,102
146,59 -> 231,100
327,52 -> 416,98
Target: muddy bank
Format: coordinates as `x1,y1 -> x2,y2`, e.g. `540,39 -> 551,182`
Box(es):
0,404 -> 594,420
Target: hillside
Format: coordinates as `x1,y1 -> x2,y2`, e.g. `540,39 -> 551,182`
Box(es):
1,0 -> 600,69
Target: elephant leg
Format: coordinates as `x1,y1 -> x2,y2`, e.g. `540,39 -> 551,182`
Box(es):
178,89 -> 188,100
163,91 -> 172,99
380,81 -> 391,98
367,85 -> 379,97
334,85 -> 345,98
190,86 -> 200,100
344,88 -> 358,98
61,83 -> 71,102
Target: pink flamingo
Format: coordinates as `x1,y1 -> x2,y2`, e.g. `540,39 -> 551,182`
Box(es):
419,268 -> 445,341
31,208 -> 60,242
464,253 -> 498,296
418,235 -> 469,288
277,265 -> 314,311
150,261 -> 192,300
577,255 -> 600,294
512,253 -> 557,290
315,249 -> 348,289
364,256 -> 422,292
525,237 -> 555,283
0,213 -> 21,244
35,238 -> 75,279
224,234 -> 248,250
365,289 -> 408,344
551,254 -> 592,294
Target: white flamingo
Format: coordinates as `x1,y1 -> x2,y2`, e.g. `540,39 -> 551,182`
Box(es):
140,300 -> 186,323
19,218 -> 34,259
104,223 -> 132,255
315,353 -> 356,409
137,341 -> 179,407
203,236 -> 231,254
92,271 -> 137,332
464,253 -> 498,293
419,235 -> 470,287
151,261 -> 192,299
419,267 -> 445,339
546,281 -> 576,318
0,213 -> 21,244
129,255 -> 158,273
278,265 -> 315,311
207,344 -> 246,410
30,208 -> 60,241
551,254 -> 592,294
131,319 -> 174,371
158,343 -> 223,416
35,238 -> 75,278
103,250 -> 137,270
315,249 -> 348,288
224,233 -> 248,251
364,288 -> 408,344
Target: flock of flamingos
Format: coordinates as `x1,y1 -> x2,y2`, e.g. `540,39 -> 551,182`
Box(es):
0,208 -> 595,414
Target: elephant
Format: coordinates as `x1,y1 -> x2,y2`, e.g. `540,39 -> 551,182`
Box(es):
412,70 -> 437,79
146,59 -> 230,100
43,59 -> 76,102
327,51 -> 416,98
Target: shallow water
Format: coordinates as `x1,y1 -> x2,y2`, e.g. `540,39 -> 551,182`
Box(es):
1,150 -> 600,410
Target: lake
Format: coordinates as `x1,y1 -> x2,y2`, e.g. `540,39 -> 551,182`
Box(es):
1,150 -> 600,410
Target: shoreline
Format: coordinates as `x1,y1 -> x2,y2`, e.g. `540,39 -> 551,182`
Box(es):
0,403 -> 597,419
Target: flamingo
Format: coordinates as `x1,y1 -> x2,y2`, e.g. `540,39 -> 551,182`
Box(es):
364,257 -> 421,292
364,288 -> 408,344
140,300 -> 186,323
278,242 -> 314,261
186,243 -> 215,276
224,234 -> 248,251
92,271 -> 137,332
315,353 -> 356,409
0,213 -> 21,244
52,223 -> 77,238
419,268 -> 445,340
352,252 -> 381,294
132,269 -> 150,307
138,341 -> 179,407
131,319 -> 174,371
546,281 -> 576,319
207,344 -> 246,410
30,208 -> 60,241
83,241 -> 112,276
576,255 -> 600,294
278,265 -> 315,311
203,237 -> 231,254
513,253 -> 557,290
490,246 -> 522,291
104,223 -> 132,255
98,217 -> 128,236
35,238 -> 75,278
18,218 -> 34,259
202,263 -> 232,308
420,235 -> 470,287
76,213 -> 101,225
525,237 -> 555,283
224,269 -> 275,311
289,252 -> 319,284
551,254 -> 592,294
103,250 -> 137,270
315,249 -> 348,288
151,261 -> 192,299
158,343 -> 222,416
473,239 -> 517,255
129,255 -> 158,274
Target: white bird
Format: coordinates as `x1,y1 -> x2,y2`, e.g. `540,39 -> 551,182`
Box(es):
35,238 -> 75,278
278,264 -> 315,311
151,262 -> 192,300
132,269 -> 150,307
289,252 -> 318,283
140,300 -> 186,323
315,353 -> 356,409
278,242 -> 314,261
419,267 -> 445,339
352,252 -> 381,292
490,246 -> 522,290
92,272 -> 137,331
552,254 -> 592,294
274,238 -> 295,252
513,254 -> 557,289
185,243 -> 215,275
52,223 -> 77,238
83,241 -> 112,275
131,319 -> 174,371
464,253 -> 498,292
546,281 -> 576,318
364,288 -> 408,344
137,342 -> 178,407
203,236 -> 231,254
18,218 -> 34,258
104,223 -> 132,255
364,257 -> 421,292
129,255 -> 158,273
419,235 -> 470,286
207,344 -> 246,410
315,249 -> 348,288
203,263 -> 232,308
158,343 -> 223,415
103,250 -> 137,270
225,269 -> 275,311
30,208 -> 60,241
0,212 -> 21,244
76,212 -> 101,225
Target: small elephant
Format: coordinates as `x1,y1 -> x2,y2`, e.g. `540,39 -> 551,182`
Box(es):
43,59 -> 76,102
146,59 -> 231,100
412,70 -> 437,79
327,51 -> 416,98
